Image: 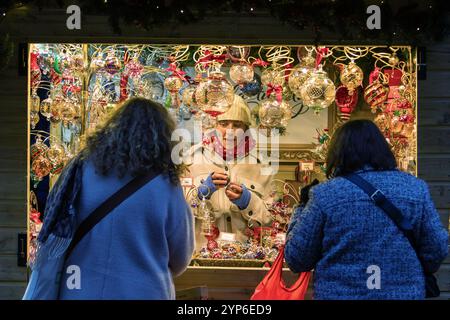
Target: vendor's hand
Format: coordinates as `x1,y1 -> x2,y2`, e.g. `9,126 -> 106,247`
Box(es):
198,172 -> 229,199
211,172 -> 229,189
227,183 -> 251,210
225,182 -> 243,200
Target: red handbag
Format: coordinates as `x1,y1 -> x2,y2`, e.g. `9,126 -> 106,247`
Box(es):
250,246 -> 311,300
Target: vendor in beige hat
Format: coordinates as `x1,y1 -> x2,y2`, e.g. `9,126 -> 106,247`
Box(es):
184,94 -> 274,252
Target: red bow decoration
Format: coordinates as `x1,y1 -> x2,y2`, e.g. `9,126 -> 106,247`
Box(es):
165,63 -> 186,81
252,58 -> 269,67
315,47 -> 329,69
197,50 -> 227,68
369,67 -> 381,84
266,83 -> 283,103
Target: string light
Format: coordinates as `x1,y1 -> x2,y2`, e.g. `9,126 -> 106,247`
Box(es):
417,27 -> 420,31
180,9 -> 184,13
250,8 -> 254,12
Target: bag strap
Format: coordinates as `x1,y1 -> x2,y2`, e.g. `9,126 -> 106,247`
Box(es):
343,173 -> 418,253
64,170 -> 159,260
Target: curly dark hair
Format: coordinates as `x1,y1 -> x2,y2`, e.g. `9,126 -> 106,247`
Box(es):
81,97 -> 182,185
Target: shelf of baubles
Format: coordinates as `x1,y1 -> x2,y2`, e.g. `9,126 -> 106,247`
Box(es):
27,44 -> 417,270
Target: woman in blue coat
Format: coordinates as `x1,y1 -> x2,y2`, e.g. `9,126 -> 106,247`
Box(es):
55,98 -> 194,299
285,120 -> 448,299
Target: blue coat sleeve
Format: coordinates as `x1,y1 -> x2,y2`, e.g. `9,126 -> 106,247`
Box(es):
415,180 -> 449,273
285,190 -> 325,273
166,185 -> 195,277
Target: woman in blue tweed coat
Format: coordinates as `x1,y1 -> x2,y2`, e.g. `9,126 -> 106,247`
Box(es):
285,120 -> 448,300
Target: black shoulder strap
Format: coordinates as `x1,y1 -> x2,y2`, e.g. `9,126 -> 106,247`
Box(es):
64,170 -> 160,260
343,173 -> 415,245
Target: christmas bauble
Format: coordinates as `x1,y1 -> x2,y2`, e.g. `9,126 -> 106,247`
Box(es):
181,83 -> 197,108
227,46 -> 250,63
340,61 -> 364,95
195,71 -> 234,117
31,139 -> 48,161
364,81 -> 389,113
60,100 -> 77,123
259,97 -> 291,128
261,68 -> 284,87
30,112 -> 40,129
104,53 -> 121,75
46,143 -> 65,164
229,63 -> 254,85
241,74 -> 262,97
335,85 -> 358,121
30,94 -> 40,114
207,240 -> 218,251
90,54 -> 105,73
288,64 -> 314,98
164,75 -> 183,93
32,156 -> 52,179
300,65 -> 336,113
39,97 -> 53,120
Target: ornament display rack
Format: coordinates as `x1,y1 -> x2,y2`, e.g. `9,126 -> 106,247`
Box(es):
26,44 -> 418,275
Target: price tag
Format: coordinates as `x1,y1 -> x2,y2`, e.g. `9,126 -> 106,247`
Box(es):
219,232 -> 236,242
299,161 -> 315,171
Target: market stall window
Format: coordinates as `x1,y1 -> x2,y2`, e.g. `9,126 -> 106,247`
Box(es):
27,44 -> 418,267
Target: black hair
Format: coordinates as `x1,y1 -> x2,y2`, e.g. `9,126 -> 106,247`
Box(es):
326,119 -> 397,178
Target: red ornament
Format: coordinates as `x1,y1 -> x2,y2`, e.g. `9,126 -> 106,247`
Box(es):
335,85 -> 358,121
207,240 -> 218,251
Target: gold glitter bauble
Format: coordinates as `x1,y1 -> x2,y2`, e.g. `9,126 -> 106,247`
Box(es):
259,97 -> 291,128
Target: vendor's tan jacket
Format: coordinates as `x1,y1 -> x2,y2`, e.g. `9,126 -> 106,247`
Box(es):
183,143 -> 274,251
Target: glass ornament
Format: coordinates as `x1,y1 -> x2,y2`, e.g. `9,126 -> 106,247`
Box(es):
288,64 -> 314,99
31,156 -> 52,180
164,75 -> 183,93
227,46 -> 250,63
195,71 -> 234,117
258,96 -> 291,128
229,63 -> 254,85
340,61 -> 364,95
364,81 -> 389,113
261,67 -> 284,87
39,97 -> 53,120
300,65 -> 336,113
30,94 -> 40,114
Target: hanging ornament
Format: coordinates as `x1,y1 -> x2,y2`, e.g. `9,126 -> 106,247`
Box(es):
241,73 -> 262,98
60,99 -> 77,124
259,84 -> 291,128
39,97 -> 53,120
335,85 -> 358,121
90,53 -> 106,73
339,61 -> 364,95
261,67 -> 284,87
364,68 -> 389,113
195,71 -> 234,117
227,46 -> 251,63
49,96 -> 64,123
288,64 -> 314,99
70,53 -> 85,74
229,62 -> 254,85
300,64 -> 336,114
31,136 -> 48,161
164,63 -> 186,108
31,156 -> 53,181
30,94 -> 40,114
30,51 -> 41,92
30,112 -> 40,129
104,51 -> 122,75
